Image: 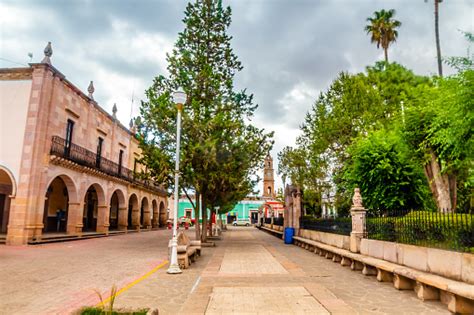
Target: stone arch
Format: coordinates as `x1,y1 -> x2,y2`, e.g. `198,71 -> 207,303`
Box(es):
42,174 -> 79,234
140,196 -> 150,228
128,193 -> 139,230
45,173 -> 79,204
0,165 -> 16,196
82,183 -> 106,232
152,199 -> 158,228
0,165 -> 16,234
159,201 -> 167,226
109,189 -> 125,231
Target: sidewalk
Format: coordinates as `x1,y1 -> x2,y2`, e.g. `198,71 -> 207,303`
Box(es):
114,227 -> 449,314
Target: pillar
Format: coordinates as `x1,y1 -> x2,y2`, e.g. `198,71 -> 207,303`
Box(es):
96,205 -> 109,233
118,207 -> 128,230
293,187 -> 302,234
67,202 -> 82,235
350,188 -> 366,253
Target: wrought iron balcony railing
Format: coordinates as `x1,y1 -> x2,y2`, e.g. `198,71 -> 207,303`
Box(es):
50,136 -> 165,194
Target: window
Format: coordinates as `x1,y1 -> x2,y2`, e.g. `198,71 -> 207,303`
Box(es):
118,150 -> 124,175
185,209 -> 192,218
65,119 -> 74,156
96,137 -> 103,167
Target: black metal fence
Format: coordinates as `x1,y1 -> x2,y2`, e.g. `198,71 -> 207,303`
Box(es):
262,217 -> 284,226
366,210 -> 474,253
300,217 -> 352,236
50,136 -> 165,194
273,217 -> 284,226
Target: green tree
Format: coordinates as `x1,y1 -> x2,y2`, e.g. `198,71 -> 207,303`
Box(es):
138,0 -> 272,241
403,70 -> 474,211
365,9 -> 401,62
343,129 -> 430,214
279,62 -> 427,214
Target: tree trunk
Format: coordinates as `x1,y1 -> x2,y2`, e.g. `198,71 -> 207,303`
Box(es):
448,174 -> 457,211
423,164 -> 439,204
428,150 -> 452,212
201,197 -> 207,243
384,47 -> 389,63
194,192 -> 201,241
434,0 -> 443,77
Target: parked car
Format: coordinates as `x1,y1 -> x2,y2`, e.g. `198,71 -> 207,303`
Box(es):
232,219 -> 251,226
178,216 -> 192,226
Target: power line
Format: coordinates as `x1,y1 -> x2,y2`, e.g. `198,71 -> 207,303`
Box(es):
0,57 -> 28,67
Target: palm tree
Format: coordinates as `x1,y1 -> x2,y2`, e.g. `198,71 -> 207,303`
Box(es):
426,0 -> 443,76
365,9 -> 402,62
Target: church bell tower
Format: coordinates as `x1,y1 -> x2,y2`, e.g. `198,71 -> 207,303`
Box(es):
263,153 -> 275,199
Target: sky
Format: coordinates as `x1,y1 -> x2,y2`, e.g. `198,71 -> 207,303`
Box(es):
1,0 -> 472,193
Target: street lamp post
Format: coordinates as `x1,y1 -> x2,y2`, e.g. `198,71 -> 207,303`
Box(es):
167,87 -> 187,274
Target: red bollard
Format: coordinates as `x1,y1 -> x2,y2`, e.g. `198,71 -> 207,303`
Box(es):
167,222 -> 172,229
185,222 -> 189,230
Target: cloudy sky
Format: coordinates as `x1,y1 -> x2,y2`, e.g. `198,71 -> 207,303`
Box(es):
1,0 -> 472,192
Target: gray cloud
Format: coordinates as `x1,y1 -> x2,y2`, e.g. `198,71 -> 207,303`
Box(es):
1,0 -> 472,189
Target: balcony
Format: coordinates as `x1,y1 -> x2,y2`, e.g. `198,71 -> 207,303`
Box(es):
50,136 -> 165,194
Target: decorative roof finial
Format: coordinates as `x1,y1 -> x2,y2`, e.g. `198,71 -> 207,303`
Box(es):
112,103 -> 117,119
87,81 -> 95,99
41,42 -> 53,64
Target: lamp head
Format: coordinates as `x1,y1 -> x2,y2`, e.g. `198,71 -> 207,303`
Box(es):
172,88 -> 187,106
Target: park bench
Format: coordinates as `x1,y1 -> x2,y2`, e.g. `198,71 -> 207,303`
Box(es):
189,240 -> 201,256
293,235 -> 474,314
261,225 -> 284,238
168,232 -> 199,269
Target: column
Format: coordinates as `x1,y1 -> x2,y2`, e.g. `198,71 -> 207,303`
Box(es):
67,202 -> 82,235
96,204 -> 109,233
293,187 -> 302,234
118,207 -> 128,230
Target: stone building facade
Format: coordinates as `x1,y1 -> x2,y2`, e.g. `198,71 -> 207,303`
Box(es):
0,44 -> 168,245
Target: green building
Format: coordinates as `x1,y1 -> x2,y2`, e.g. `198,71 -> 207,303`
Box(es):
177,198 -> 265,224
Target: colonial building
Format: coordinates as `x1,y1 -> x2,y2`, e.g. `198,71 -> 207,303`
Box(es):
0,43 -> 168,245
176,196 -> 265,224
172,153 -> 283,224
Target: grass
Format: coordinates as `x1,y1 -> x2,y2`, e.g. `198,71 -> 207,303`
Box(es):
77,285 -> 151,315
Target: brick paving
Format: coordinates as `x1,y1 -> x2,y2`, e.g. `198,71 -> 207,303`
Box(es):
0,227 -> 450,314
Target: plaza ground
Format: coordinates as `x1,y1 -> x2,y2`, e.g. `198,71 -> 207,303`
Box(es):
0,227 -> 449,314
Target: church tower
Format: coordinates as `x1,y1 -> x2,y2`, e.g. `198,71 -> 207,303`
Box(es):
263,153 -> 275,199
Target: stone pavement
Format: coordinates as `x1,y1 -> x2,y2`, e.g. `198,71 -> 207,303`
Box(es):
0,229 -> 175,314
116,227 -> 449,315
0,227 -> 450,314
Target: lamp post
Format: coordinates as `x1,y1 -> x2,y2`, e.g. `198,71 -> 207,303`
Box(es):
167,87 -> 187,274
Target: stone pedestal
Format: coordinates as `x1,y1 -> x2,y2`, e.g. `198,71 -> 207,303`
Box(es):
350,188 -> 366,253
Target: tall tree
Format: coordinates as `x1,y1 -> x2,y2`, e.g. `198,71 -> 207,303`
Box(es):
426,0 -> 443,76
138,0 -> 272,242
365,9 -> 401,62
403,70 -> 473,211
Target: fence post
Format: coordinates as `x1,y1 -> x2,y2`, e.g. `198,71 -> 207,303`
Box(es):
350,188 -> 367,253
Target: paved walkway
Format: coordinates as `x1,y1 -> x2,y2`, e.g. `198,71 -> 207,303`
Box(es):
0,227 -> 449,314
